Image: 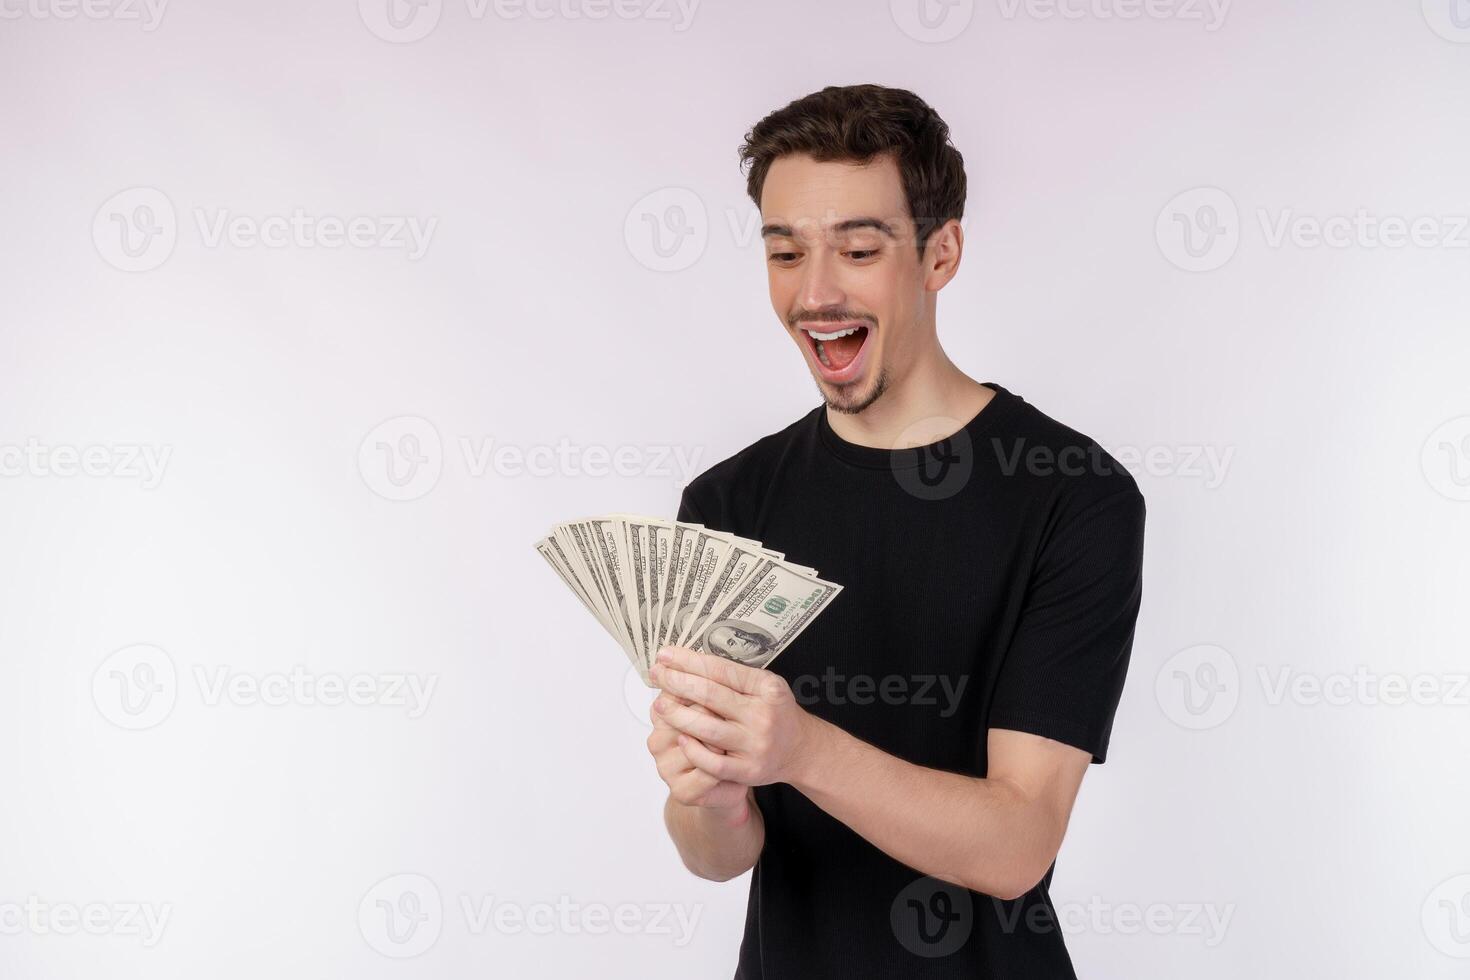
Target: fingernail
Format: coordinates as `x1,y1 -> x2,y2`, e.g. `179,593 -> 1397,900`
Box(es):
657,648 -> 673,663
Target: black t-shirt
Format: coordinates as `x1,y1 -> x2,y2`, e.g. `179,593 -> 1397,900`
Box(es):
675,381 -> 1146,979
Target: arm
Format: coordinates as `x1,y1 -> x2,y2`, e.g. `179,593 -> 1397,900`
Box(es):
662,787 -> 765,882
653,650 -> 1088,899
789,719 -> 1088,900
647,698 -> 765,881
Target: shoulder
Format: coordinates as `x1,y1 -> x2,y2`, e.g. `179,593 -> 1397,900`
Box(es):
679,406 -> 820,521
991,389 -> 1145,521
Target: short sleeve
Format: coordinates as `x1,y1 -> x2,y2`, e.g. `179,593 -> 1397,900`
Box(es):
676,484 -> 707,525
988,488 -> 1146,764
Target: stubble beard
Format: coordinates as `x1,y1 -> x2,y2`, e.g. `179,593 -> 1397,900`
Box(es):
818,366 -> 891,416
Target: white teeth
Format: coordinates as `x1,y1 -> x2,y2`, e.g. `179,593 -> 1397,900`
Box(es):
805,327 -> 859,342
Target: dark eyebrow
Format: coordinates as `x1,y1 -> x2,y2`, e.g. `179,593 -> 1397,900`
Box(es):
761,217 -> 898,240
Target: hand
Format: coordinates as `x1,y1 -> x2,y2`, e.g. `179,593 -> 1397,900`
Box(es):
650,645 -> 819,788
646,692 -> 749,813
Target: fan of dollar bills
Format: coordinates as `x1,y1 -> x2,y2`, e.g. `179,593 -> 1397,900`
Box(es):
535,515 -> 843,685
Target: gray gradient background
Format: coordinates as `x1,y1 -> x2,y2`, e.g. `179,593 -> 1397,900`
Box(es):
3,0 -> 1469,976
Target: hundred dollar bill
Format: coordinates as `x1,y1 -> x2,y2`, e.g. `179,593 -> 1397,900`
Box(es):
536,514 -> 842,686
677,538 -> 768,649
687,558 -> 843,669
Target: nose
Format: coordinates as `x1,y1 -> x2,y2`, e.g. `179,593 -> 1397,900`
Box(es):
798,249 -> 846,313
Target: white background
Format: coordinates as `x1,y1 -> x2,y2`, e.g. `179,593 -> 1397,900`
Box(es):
2,0 -> 1469,976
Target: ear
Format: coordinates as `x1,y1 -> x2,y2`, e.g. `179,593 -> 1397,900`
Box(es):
921,218 -> 964,291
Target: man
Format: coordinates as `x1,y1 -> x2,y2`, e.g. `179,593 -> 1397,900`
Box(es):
645,83 -> 1146,978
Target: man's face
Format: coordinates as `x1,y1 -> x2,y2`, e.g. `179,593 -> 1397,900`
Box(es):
759,152 -> 929,415
708,623 -> 764,662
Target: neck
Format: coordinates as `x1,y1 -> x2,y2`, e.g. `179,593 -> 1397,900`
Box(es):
825,342 -> 994,450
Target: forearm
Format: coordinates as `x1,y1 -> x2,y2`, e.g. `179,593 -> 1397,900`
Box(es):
789,717 -> 1060,900
663,789 -> 765,882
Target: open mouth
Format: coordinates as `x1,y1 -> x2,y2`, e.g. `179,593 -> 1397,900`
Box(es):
800,323 -> 871,382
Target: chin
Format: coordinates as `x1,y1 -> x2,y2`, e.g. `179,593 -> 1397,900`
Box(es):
819,367 -> 889,415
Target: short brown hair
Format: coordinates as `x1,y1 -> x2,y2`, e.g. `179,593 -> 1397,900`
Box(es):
737,84 -> 967,259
